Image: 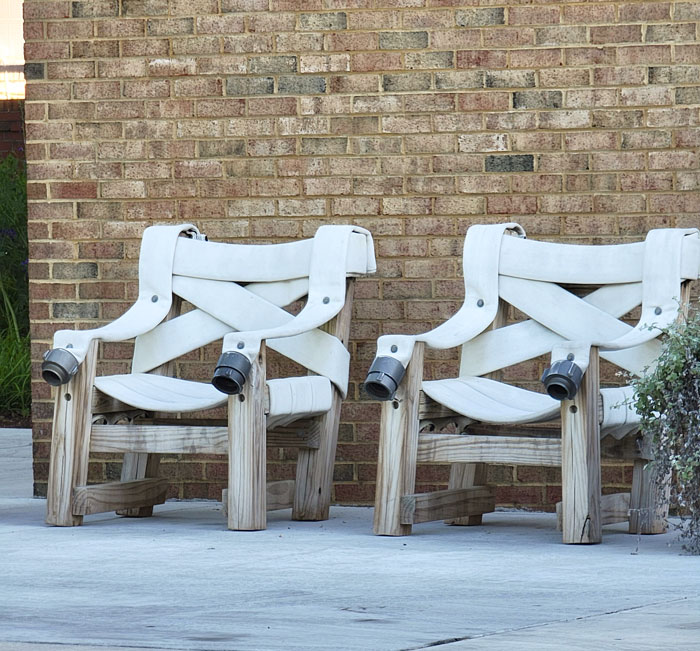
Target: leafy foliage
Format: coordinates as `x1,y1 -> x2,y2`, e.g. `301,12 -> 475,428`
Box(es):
633,307 -> 700,553
0,153 -> 30,417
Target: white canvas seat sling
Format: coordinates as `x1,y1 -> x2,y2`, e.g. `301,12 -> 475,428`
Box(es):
364,222 -> 700,543
42,223 -> 375,530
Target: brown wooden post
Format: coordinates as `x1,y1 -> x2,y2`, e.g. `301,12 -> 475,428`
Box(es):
445,463 -> 489,526
373,342 -> 424,536
446,300 -> 507,526
629,457 -> 669,534
560,346 -> 602,544
118,296 -> 181,517
629,282 -> 691,534
46,339 -> 98,526
293,281 -> 354,521
227,343 -> 267,531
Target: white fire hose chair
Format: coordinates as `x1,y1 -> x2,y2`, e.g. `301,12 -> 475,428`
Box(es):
42,223 -> 375,530
364,223 -> 700,543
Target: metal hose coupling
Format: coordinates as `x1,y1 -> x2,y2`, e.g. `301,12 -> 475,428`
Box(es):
363,356 -> 407,401
541,358 -> 584,401
41,348 -> 80,386
212,351 -> 252,395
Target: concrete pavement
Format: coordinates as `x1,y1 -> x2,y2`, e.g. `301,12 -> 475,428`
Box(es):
1,428 -> 699,650
0,427 -> 33,498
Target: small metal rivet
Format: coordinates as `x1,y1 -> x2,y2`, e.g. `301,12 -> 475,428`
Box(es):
65,393 -> 72,401
477,299 -> 484,308
66,343 -> 73,349
567,353 -> 575,361
569,405 -> 578,414
323,296 -> 330,304
390,345 -> 398,353
654,307 -> 662,315
151,295 -> 158,303
237,342 -> 245,350
239,394 -> 245,402
392,400 -> 400,410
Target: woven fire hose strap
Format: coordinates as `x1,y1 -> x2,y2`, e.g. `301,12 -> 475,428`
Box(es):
372,222 -> 526,369
547,228 -> 700,375
51,223 -> 199,368
220,225 -> 375,377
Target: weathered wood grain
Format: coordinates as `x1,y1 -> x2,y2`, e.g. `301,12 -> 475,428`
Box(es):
446,301 -> 503,526
73,479 -> 168,516
416,433 -> 562,466
46,340 -> 98,527
561,347 -> 602,544
373,342 -> 424,536
628,281 -> 691,535
401,487 -> 495,525
227,344 -> 267,531
557,492 -> 631,530
222,480 -> 296,516
91,422 -> 319,455
294,280 -> 354,521
91,424 -> 228,454
119,296 -> 182,517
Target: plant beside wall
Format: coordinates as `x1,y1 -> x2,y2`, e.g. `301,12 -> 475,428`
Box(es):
0,152 -> 30,423
633,308 -> 700,554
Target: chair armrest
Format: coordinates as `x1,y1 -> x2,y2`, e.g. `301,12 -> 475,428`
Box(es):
42,294 -> 177,386
363,296 -> 500,402
212,296 -> 344,395
365,222 -> 527,401
42,223 -> 199,385
212,224 -> 374,395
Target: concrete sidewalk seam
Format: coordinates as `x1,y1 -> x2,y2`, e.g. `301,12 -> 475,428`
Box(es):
404,594 -> 700,650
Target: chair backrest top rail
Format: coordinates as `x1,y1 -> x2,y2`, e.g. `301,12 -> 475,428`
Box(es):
498,234 -> 700,285
172,231 -> 371,283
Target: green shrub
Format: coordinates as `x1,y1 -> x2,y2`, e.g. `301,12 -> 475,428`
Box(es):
0,153 -> 30,418
632,307 -> 700,554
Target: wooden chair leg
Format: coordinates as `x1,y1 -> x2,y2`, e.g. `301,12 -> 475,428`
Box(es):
630,459 -> 669,534
117,453 -> 162,517
373,343 -> 424,536
293,391 -> 341,521
227,345 -> 267,531
560,347 -> 602,544
293,279 -> 355,521
627,283 -> 691,534
445,298 -> 501,527
445,463 -> 489,526
46,340 -> 98,527
116,295 -> 179,517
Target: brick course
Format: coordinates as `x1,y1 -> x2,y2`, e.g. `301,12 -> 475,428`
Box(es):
0,100 -> 25,158
24,0 -> 700,509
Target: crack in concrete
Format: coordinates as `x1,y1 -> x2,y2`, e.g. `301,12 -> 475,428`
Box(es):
405,595 -> 700,650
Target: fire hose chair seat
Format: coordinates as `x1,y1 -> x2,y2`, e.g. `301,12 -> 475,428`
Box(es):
94,375 -> 333,428
43,223 -> 375,530
422,378 -> 639,435
365,223 -> 700,543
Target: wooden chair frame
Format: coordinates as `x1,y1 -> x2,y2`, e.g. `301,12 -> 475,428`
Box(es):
368,223 -> 699,543
45,224 -> 373,530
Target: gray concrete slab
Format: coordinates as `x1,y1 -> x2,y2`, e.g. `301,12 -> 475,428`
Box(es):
2,498 -> 699,651
446,596 -> 700,650
0,428 -> 33,498
1,428 -> 699,650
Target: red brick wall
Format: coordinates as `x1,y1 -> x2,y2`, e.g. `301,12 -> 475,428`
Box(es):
24,0 -> 700,507
0,100 -> 24,158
